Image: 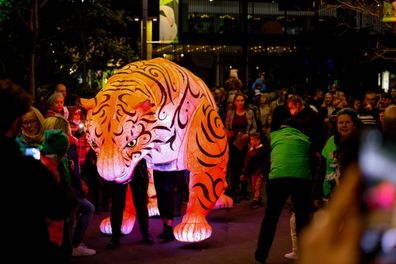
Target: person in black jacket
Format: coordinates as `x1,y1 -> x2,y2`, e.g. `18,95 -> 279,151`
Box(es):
0,79 -> 73,262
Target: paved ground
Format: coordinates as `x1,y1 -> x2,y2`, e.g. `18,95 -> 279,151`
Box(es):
70,199 -> 296,264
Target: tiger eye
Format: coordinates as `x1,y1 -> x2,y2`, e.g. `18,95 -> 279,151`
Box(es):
127,139 -> 137,148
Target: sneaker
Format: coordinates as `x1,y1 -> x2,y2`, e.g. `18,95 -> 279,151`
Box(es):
72,244 -> 96,256
284,251 -> 298,260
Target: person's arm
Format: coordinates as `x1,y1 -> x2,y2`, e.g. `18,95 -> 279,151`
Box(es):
299,163 -> 363,264
225,110 -> 234,138
241,150 -> 252,180
247,109 -> 257,134
312,156 -> 326,209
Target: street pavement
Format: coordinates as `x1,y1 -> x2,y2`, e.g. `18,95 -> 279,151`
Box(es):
70,199 -> 296,264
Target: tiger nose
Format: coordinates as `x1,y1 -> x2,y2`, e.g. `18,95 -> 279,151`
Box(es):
97,151 -> 123,181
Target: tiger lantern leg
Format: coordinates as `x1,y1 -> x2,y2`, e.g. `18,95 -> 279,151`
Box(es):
173,102 -> 232,242
147,168 -> 160,217
99,185 -> 136,235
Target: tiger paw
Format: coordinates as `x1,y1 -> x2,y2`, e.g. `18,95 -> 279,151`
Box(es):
213,193 -> 234,209
148,197 -> 160,217
99,213 -> 136,235
173,214 -> 212,242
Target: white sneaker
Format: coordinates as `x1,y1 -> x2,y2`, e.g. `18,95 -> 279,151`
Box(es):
72,244 -> 96,256
284,251 -> 298,260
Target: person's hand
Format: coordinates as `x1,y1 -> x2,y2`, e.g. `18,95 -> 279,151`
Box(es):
69,159 -> 75,171
81,179 -> 89,195
299,163 -> 363,264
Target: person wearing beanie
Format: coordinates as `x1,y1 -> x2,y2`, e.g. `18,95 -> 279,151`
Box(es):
40,129 -> 70,184
42,129 -> 69,158
42,116 -> 97,257
46,91 -> 69,119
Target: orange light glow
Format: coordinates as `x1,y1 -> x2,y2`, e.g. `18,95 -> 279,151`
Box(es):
82,58 -> 232,242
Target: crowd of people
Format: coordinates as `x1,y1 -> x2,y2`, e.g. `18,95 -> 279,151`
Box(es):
0,79 -> 195,261
214,70 -> 396,264
1,70 -> 395,263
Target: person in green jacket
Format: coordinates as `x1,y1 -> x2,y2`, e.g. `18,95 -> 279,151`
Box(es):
255,95 -> 324,264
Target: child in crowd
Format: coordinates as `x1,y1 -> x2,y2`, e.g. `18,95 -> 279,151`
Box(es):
240,133 -> 270,209
40,129 -> 78,261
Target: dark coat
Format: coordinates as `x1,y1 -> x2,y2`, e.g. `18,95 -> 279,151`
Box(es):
0,135 -> 73,261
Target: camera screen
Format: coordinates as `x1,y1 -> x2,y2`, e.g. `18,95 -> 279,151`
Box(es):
25,147 -> 40,160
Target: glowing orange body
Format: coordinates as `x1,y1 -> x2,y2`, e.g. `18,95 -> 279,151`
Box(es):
81,58 -> 232,242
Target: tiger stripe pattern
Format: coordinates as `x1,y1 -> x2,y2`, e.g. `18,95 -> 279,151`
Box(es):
81,58 -> 233,242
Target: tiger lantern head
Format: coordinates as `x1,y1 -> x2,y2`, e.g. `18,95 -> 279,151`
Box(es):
81,88 -> 156,183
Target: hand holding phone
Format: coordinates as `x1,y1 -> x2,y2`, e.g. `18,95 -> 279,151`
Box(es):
359,130 -> 396,263
25,147 -> 40,160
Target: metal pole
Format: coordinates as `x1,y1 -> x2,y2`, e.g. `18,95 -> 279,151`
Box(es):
141,0 -> 148,60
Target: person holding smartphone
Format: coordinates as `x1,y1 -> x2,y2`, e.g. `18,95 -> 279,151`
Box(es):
0,79 -> 73,262
16,106 -> 46,154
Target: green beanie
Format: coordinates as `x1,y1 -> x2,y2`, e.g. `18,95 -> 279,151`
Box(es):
42,129 -> 69,156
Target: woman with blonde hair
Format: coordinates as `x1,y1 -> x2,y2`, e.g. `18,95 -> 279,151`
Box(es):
16,106 -> 46,152
43,115 -> 70,135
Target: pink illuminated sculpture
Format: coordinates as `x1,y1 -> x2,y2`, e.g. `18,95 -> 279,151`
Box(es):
81,58 -> 233,242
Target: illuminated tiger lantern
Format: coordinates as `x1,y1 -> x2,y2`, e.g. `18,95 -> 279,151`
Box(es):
81,58 -> 232,242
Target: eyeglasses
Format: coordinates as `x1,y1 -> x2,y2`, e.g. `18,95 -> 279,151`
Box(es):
22,120 -> 38,127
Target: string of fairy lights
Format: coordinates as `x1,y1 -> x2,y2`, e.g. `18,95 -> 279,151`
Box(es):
154,44 -> 298,60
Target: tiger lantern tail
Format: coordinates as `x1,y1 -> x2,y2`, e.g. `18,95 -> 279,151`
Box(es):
81,58 -> 233,242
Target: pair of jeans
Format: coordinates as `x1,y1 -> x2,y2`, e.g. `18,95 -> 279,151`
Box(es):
72,197 -> 95,247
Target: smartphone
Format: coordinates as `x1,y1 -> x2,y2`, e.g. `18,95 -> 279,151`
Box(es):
25,147 -> 41,160
359,130 -> 396,263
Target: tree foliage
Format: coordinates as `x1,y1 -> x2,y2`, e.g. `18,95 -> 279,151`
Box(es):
325,0 -> 396,64
0,0 -> 139,98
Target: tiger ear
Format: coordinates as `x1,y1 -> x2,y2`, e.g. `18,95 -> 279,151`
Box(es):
80,98 -> 96,110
